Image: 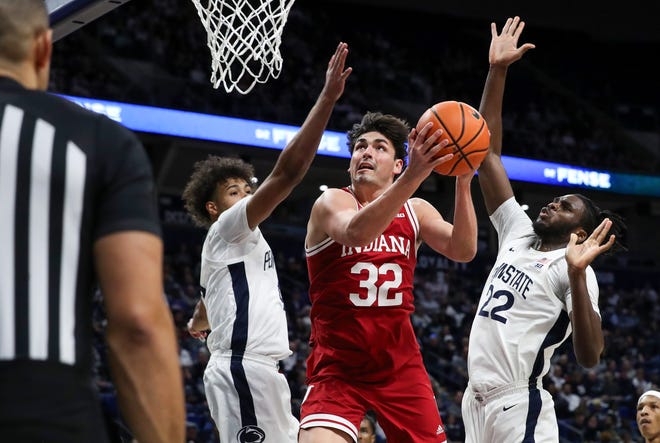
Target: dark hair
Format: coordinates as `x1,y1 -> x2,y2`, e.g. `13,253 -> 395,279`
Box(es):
574,194 -> 627,254
182,155 -> 254,229
347,112 -> 409,165
362,411 -> 377,435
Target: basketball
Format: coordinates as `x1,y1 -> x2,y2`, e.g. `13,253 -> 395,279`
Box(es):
415,101 -> 490,176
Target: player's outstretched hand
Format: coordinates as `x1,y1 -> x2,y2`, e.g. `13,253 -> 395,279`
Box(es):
406,122 -> 452,178
566,218 -> 616,271
321,42 -> 353,102
489,16 -> 536,68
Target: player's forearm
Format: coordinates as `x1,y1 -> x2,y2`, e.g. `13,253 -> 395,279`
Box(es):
343,172 -> 425,246
190,299 -> 210,331
448,178 -> 478,262
568,269 -> 604,368
107,313 -> 185,442
478,65 -> 507,159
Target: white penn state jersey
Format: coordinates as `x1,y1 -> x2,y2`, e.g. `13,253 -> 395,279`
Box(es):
200,196 -> 291,360
467,197 -> 599,391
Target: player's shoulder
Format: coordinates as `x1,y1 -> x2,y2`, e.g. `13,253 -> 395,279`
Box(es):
313,187 -> 355,209
33,91 -> 104,124
408,196 -> 431,209
408,197 -> 439,221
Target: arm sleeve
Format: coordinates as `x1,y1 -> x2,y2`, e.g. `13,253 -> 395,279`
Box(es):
93,117 -> 161,240
212,196 -> 253,244
489,196 -> 534,249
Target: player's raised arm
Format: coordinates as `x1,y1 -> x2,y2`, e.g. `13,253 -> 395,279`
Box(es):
478,16 -> 535,215
246,42 -> 352,230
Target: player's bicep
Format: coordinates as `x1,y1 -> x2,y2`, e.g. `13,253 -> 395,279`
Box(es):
308,190 -> 357,246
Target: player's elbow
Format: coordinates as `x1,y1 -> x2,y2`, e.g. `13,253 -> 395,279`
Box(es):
575,347 -> 602,369
460,246 -> 478,262
449,242 -> 477,263
577,354 -> 600,369
107,305 -> 174,350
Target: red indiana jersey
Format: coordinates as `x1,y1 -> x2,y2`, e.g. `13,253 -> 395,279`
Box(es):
305,187 -> 421,383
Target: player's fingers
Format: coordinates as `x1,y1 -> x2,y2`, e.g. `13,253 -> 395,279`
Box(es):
341,66 -> 353,80
518,43 -> 536,55
600,234 -> 616,251
491,22 -> 498,38
416,121 -> 435,140
425,137 -> 449,156
592,218 -> 612,241
509,16 -> 521,36
502,17 -> 513,34
421,129 -> 445,153
431,152 -> 454,166
513,19 -> 525,38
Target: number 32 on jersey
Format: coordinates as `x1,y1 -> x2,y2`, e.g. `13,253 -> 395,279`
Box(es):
349,262 -> 403,307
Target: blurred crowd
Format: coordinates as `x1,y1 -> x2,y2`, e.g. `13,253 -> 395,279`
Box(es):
48,0 -> 659,175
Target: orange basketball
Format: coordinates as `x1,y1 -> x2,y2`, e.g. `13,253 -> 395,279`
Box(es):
415,101 -> 490,176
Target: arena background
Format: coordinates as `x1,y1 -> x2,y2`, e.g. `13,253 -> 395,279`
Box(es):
46,1 -> 659,441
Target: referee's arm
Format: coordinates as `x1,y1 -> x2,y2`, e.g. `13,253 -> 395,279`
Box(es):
95,231 -> 185,443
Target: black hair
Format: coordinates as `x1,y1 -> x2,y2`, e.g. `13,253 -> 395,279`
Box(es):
574,194 -> 627,254
182,155 -> 254,229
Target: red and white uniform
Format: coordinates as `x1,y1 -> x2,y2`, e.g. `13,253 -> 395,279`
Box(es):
300,187 -> 446,443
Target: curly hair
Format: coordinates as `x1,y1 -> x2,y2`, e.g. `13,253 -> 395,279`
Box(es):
347,112 -> 410,166
182,155 -> 254,229
574,194 -> 628,254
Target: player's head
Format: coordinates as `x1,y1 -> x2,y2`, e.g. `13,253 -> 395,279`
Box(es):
0,0 -> 52,90
348,112 -> 408,162
532,193 -> 626,253
182,155 -> 254,228
637,390 -> 660,442
357,414 -> 377,443
346,112 -> 409,186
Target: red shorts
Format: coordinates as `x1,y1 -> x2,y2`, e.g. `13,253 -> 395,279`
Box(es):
299,357 -> 446,442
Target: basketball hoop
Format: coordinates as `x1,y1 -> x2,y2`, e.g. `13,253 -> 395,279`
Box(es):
191,0 -> 296,95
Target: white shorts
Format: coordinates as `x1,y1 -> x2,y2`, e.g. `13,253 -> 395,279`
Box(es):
461,380 -> 559,443
204,352 -> 298,442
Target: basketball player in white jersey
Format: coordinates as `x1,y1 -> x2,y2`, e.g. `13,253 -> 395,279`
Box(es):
637,390 -> 660,442
462,17 -> 627,442
182,42 -> 352,443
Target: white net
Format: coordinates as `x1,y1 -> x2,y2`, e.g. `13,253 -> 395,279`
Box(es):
191,0 -> 296,95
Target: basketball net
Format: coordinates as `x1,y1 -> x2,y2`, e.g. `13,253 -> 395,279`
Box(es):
191,0 -> 296,94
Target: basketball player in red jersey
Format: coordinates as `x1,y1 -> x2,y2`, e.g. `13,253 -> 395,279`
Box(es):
298,112 -> 478,443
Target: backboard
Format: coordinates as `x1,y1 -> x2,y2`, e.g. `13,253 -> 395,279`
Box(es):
46,0 -> 133,41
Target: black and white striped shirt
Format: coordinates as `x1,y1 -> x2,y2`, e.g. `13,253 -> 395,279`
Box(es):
0,76 -> 161,372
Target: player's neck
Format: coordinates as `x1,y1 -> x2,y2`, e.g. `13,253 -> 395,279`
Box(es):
535,238 -> 567,252
0,63 -> 40,90
348,183 -> 385,206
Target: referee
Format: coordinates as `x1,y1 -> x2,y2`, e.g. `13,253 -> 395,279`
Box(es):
0,1 -> 184,442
